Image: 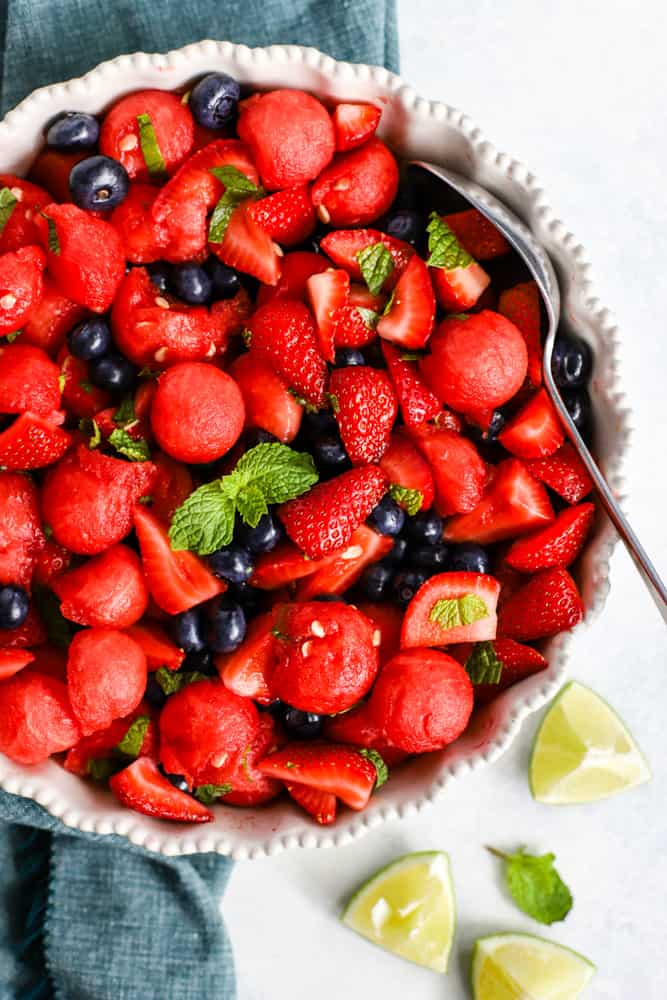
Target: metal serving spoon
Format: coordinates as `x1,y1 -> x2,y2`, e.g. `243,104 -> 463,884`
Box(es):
410,160 -> 667,623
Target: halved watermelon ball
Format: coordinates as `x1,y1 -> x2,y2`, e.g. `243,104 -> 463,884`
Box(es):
311,138 -> 399,227
406,423 -> 487,516
52,544 -> 149,629
21,275 -> 86,355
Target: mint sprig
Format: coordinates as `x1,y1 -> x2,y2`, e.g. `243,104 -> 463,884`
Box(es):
426,212 -> 473,270
169,442 -> 318,555
0,187 -> 17,236
389,483 -> 423,516
208,165 -> 263,243
136,113 -> 167,181
487,847 -> 573,925
356,243 -> 394,296
464,641 -> 503,685
116,716 -> 151,758
195,783 -> 232,805
108,427 -> 151,462
429,594 -> 489,631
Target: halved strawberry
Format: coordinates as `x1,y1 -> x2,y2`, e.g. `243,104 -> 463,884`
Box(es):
332,103 -> 382,152
320,229 -> 413,288
229,351 -> 302,444
348,283 -> 386,312
109,756 -> 213,823
449,638 -> 547,704
294,524 -> 393,599
248,185 -> 316,246
505,502 -> 595,572
286,782 -> 337,825
378,432 -> 435,513
376,256 -> 435,349
444,209 -> 511,261
0,649 -> 34,680
215,611 -> 275,703
258,743 -> 379,810
125,621 -> 185,671
381,342 -> 441,426
306,268 -> 350,362
497,567 -> 584,640
329,366 -> 397,465
212,202 -> 281,285
400,571 -> 500,647
525,442 -> 593,504
246,298 -> 328,407
406,423 -> 487,516
0,412 -> 71,470
133,504 -> 225,614
444,459 -> 554,544
498,282 -> 542,386
256,251 -> 328,307
499,388 -> 564,459
250,540 -> 338,590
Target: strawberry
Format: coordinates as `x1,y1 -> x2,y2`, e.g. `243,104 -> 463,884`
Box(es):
64,706 -> 158,777
498,282 -> 543,386
0,245 -> 45,336
57,349 -> 111,418
381,342 -> 441,426
109,757 -> 213,823
110,183 -> 168,263
133,505 -> 225,615
525,442 -> 593,504
306,268 -> 350,362
429,222 -> 491,312
0,175 -> 51,254
21,275 -> 86,355
53,543 -> 149,629
0,412 -> 71,470
320,229 -> 413,287
333,302 -> 379,349
150,452 -> 194,525
499,387 -> 564,459
256,251 -> 328,307
444,209 -> 511,261
332,103 -> 382,152
0,342 -> 61,418
294,524 -> 393,599
248,185 -> 316,246
212,202 -> 281,285
322,703 -> 408,768
505,502 -> 595,572
449,638 -> 548,704
124,621 -> 185,672
67,628 -> 147,736
229,352 -> 303,444
0,671 -> 81,764
32,539 -> 71,586
376,256 -> 436,349
279,465 -> 388,559
497,567 -> 584,640
400,571 -> 500,648
443,458 -> 554,544
378,433 -> 435,512
329,366 -> 397,465
258,743 -> 379,810
406,423 -> 487,516
348,283 -> 386,313
250,540 -> 339,590
0,649 -> 34,681
215,611 -> 275,703
286,782 -> 337,825
246,298 -> 328,407
0,471 -> 44,587
311,138 -> 399,227
100,89 -> 194,182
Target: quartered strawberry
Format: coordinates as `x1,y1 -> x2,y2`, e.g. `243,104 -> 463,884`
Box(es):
53,543 -> 148,628
57,348 -> 111,418
32,539 -> 71,586
406,423 -> 487,516
332,103 -> 382,152
0,471 -> 43,587
401,571 -> 500,647
444,209 -> 511,261
444,458 -> 554,544
279,464 -> 388,559
229,351 -> 303,443
311,138 -> 399,227
0,342 -> 61,417
245,298 -> 328,407
505,502 -> 595,572
133,504 -> 225,615
110,756 -> 213,823
67,627 -> 147,735
110,183 -> 168,263
256,250 -> 327,307
378,432 -> 435,513
294,524 -> 393,599
258,742 -> 379,810
250,540 -> 338,590
499,387 -> 564,459
376,256 -> 436,349
28,148 -> 88,203
306,267 -> 350,362
0,649 -> 35,680
0,411 -> 71,470
215,611 -> 275,703
498,281 -> 542,386
211,202 -> 281,285
0,245 -> 45,336
100,89 -> 194,181
329,366 -> 397,465
248,185 -> 316,246
320,228 -> 413,288
35,204 -> 124,312
381,342 -> 441,426
449,638 -> 548,704
525,442 -> 593,504
0,175 -> 51,253
286,782 -> 337,825
429,221 -> 490,312
0,671 -> 81,764
218,714 -> 283,806
497,567 -> 584,640
21,275 -> 86,355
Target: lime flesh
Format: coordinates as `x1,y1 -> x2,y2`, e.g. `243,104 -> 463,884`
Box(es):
472,932 -> 595,999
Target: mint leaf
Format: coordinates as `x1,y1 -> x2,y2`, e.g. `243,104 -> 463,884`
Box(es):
169,481 -> 237,554
487,847 -> 573,925
32,586 -> 74,650
465,641 -> 503,685
235,482 -> 268,527
0,187 -> 18,236
389,483 -> 423,516
429,594 -> 489,631
108,428 -> 151,462
399,351 -> 422,361
356,306 -> 379,330
426,212 -> 473,270
78,418 -> 101,449
113,395 -> 137,427
382,289 -> 395,315
359,748 -> 389,789
155,667 -> 208,696
116,716 -> 151,758
87,758 -> 120,783
209,165 -> 261,196
195,783 -> 232,805
136,113 -> 167,181
40,212 -> 60,255
230,443 -> 318,506
356,243 -> 394,296
6,329 -> 21,343
208,166 -> 262,243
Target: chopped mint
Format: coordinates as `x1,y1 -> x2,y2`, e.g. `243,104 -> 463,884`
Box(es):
58,370 -> 67,394
6,329 -> 21,343
154,667 -> 209,696
113,395 -> 138,427
429,594 -> 489,631
0,187 -> 18,236
108,428 -> 151,462
356,243 -> 394,296
40,212 -> 61,255
116,716 -> 151,758
78,418 -> 101,449
464,641 -> 503,685
359,748 -> 389,789
426,212 -> 473,270
487,847 -> 573,925
389,483 -> 423,516
208,165 -> 263,243
355,306 -> 380,330
382,289 -> 395,315
87,758 -> 120,783
136,113 -> 167,181
195,783 -> 232,805
399,350 -> 422,362
240,745 -> 255,783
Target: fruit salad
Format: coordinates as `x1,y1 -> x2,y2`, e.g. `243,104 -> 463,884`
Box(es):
0,74 -> 596,826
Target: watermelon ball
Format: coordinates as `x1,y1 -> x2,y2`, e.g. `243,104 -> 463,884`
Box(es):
311,138 -> 400,227
190,73 -> 241,130
0,672 -> 81,764
150,362 -> 245,464
66,628 -> 147,735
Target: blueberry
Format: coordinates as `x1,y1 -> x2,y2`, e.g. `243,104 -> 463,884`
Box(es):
448,542 -> 490,575
562,388 -> 592,435
146,261 -> 172,294
226,581 -> 262,615
303,410 -> 338,438
243,428 -> 278,449
158,766 -> 190,793
385,536 -> 408,564
296,236 -> 322,255
204,258 -> 241,300
145,675 -> 167,709
368,496 -> 405,536
283,708 -> 324,739
69,155 -> 129,211
88,354 -> 137,394
182,648 -> 216,675
171,262 -> 213,305
411,543 -> 449,572
205,596 -> 246,653
468,410 -> 506,442
67,318 -> 112,361
190,72 -> 241,130
312,434 -> 349,470
312,594 -> 345,602
46,111 -> 99,151
238,512 -> 281,553
208,544 -> 254,584
406,511 -> 443,545
334,348 -> 365,368
551,334 -> 593,389
382,209 -> 423,246
0,585 -> 29,630
359,561 -> 393,601
172,608 -> 206,653
392,569 -> 428,606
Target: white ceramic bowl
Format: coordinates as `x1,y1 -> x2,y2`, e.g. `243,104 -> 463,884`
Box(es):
0,42 -> 628,858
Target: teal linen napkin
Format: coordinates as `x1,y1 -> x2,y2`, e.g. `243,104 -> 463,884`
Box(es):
0,3 -> 398,998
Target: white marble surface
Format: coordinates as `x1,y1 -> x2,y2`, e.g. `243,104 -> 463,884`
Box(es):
224,3 -> 667,996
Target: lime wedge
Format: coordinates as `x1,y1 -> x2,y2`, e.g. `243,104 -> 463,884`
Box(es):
341,851 -> 455,972
529,681 -> 650,804
472,932 -> 595,999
